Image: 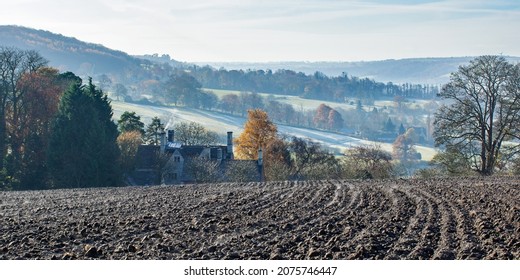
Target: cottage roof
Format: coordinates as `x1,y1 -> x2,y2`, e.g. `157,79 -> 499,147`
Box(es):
178,145 -> 229,159
179,146 -> 207,158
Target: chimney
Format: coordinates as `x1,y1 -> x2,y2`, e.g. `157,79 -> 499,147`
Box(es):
167,130 -> 174,142
227,131 -> 234,159
160,131 -> 166,154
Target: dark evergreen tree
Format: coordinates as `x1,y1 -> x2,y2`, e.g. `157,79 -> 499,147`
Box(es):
118,111 -> 145,135
86,79 -> 121,186
384,118 -> 396,132
398,123 -> 406,135
48,79 -> 121,188
144,116 -> 165,145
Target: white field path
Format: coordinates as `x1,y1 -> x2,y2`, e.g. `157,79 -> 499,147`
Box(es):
112,101 -> 437,160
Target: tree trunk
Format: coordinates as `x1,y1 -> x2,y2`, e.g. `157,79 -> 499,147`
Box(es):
0,113 -> 5,170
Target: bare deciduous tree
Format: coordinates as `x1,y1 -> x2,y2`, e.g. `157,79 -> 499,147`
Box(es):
0,47 -> 47,171
434,56 -> 520,175
343,144 -> 394,179
173,121 -> 220,146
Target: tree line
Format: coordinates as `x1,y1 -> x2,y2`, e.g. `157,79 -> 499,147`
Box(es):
186,65 -> 439,101
1,47 -> 121,190
99,60 -> 438,104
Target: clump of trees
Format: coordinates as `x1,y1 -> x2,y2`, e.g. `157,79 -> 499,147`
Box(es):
160,72 -> 218,109
0,47 -> 124,190
286,136 -> 342,181
342,145 -> 394,179
313,104 -> 344,130
0,47 -> 49,188
393,128 -> 421,163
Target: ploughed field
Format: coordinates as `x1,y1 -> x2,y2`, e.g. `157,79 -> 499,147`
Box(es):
0,177 -> 518,260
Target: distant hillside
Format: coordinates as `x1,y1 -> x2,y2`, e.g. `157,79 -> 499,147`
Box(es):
0,25 -> 147,76
134,53 -> 186,68
3,25 -> 518,86
197,56 -> 520,85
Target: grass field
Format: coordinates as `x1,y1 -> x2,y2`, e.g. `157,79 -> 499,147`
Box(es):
207,88 -> 363,111
205,88 -> 431,112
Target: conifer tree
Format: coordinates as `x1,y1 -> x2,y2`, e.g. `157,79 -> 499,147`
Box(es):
384,118 -> 395,132
144,116 -> 165,145
48,78 -> 120,188
118,111 -> 145,135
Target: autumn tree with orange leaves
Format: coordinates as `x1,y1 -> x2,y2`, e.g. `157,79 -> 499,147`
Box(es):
234,109 -> 278,160
313,103 -> 344,130
0,67 -> 66,188
0,47 -> 58,188
117,130 -> 143,173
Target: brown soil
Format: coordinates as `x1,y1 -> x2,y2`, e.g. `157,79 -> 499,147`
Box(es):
0,177 -> 518,260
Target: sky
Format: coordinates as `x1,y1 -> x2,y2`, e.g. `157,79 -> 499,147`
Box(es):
1,0 -> 519,62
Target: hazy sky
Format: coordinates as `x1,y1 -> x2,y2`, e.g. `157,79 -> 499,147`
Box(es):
1,0 -> 519,62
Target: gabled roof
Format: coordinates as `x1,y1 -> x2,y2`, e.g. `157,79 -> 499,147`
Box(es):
178,145 -> 229,159
135,144 -> 230,170
178,146 -> 207,158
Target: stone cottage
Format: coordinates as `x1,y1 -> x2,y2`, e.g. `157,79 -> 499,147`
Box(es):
131,130 -> 263,185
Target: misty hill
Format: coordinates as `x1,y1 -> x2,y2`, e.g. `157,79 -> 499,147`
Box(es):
197,56 -> 520,85
3,25 -> 518,87
0,25 -> 148,76
134,53 -> 187,68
